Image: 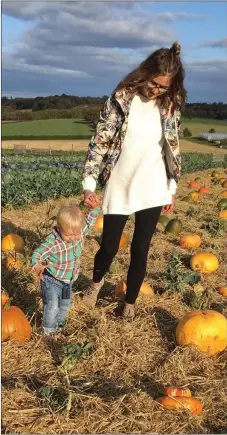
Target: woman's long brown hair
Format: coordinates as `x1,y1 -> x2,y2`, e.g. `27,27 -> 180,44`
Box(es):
113,42 -> 187,110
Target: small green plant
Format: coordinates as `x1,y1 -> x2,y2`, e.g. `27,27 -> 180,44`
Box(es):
183,290 -> 210,310
202,219 -> 227,237
163,251 -> 201,293
209,128 -> 216,133
186,206 -> 195,217
60,342 -> 93,372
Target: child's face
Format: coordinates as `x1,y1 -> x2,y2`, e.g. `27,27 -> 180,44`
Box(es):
58,225 -> 81,243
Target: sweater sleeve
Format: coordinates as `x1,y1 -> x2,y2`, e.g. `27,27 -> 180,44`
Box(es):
168,178 -> 177,194
82,96 -> 122,188
31,234 -> 55,267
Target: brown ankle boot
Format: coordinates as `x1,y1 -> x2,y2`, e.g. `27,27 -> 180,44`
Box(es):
82,278 -> 104,308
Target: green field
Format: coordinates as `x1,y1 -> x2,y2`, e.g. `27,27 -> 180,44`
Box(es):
1,119 -> 93,140
182,118 -> 227,136
1,117 -> 227,140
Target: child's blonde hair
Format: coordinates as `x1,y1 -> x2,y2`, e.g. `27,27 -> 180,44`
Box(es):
56,204 -> 84,231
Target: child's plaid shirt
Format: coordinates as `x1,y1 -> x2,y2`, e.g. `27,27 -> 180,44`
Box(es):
31,208 -> 100,283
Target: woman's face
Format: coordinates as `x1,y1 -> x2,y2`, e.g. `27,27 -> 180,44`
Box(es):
141,75 -> 171,100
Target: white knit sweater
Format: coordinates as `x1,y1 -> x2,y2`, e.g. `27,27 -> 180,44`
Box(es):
83,94 -> 177,215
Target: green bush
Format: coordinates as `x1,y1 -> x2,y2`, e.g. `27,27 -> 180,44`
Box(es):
183,128 -> 192,138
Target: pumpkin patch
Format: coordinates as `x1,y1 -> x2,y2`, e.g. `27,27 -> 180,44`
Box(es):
1,160 -> 227,433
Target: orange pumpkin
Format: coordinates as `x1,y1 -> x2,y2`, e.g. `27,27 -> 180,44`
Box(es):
115,279 -> 154,298
212,171 -> 220,178
2,301 -> 32,342
119,232 -> 129,250
4,256 -> 22,271
188,191 -> 199,201
218,287 -> 227,297
220,191 -> 227,198
94,216 -> 104,231
199,187 -> 209,194
219,210 -> 227,220
1,292 -> 9,307
188,181 -> 201,190
156,396 -> 203,415
164,387 -> 192,398
179,233 -> 201,249
190,252 -> 219,274
176,310 -> 227,355
1,234 -> 24,253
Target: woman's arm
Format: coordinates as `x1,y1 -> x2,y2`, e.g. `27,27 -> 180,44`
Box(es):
82,95 -> 121,192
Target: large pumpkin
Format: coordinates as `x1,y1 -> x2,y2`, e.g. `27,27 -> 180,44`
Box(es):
165,219 -> 182,236
188,181 -> 201,190
156,396 -> 203,415
1,292 -> 9,307
163,387 -> 192,398
179,233 -> 201,249
219,210 -> 227,220
1,234 -> 24,253
190,252 -> 219,274
218,199 -> 227,211
94,216 -> 104,231
115,279 -> 154,298
176,310 -> 227,355
220,190 -> 227,198
2,301 -> 32,342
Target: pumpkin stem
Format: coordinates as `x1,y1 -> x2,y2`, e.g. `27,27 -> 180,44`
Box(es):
2,298 -> 13,311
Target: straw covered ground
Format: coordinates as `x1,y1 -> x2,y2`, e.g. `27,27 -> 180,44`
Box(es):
1,168 -> 227,434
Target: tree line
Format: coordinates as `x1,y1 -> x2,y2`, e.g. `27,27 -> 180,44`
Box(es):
2,95 -> 227,121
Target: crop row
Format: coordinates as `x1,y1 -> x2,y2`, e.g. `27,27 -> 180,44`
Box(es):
2,168 -> 83,207
2,161 -> 83,172
2,153 -> 227,208
2,150 -> 86,164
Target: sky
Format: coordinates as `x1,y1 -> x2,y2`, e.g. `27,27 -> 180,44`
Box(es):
2,1 -> 227,103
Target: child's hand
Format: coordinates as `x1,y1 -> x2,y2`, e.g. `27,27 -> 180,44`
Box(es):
84,190 -> 100,209
33,264 -> 48,281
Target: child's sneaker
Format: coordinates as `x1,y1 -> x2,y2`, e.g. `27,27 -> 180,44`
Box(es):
83,278 -> 105,308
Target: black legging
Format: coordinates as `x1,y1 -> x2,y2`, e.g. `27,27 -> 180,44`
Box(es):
93,206 -> 162,304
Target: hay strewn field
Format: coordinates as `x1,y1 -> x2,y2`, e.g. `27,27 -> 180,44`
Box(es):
2,138 -> 227,155
2,167 -> 227,434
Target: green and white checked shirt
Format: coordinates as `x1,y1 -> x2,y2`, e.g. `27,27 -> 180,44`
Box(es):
31,208 -> 100,283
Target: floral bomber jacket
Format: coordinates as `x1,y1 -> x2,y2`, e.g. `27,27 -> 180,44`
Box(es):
83,88 -> 182,188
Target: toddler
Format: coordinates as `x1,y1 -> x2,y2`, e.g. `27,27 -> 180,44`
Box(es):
32,201 -> 99,334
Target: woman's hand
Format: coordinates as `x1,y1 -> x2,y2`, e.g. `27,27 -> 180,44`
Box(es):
162,194 -> 176,214
84,190 -> 100,209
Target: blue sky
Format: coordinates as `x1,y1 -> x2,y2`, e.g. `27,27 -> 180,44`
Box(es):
2,1 -> 227,102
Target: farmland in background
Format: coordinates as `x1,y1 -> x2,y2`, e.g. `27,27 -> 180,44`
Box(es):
2,117 -> 227,141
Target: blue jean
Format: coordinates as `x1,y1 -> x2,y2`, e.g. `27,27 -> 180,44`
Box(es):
41,270 -> 72,334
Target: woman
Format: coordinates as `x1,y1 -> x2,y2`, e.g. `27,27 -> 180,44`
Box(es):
82,41 -> 186,319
